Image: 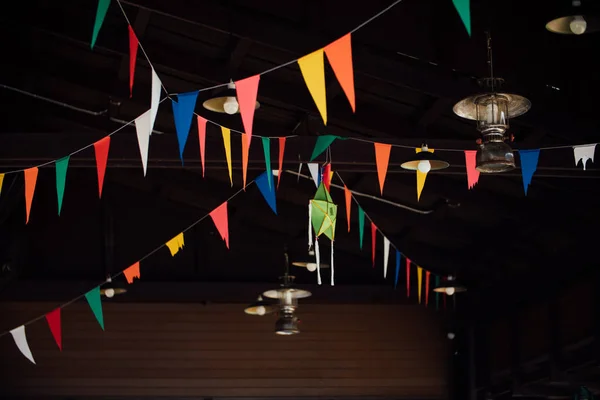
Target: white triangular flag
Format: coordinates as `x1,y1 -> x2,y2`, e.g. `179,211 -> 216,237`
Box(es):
573,144 -> 596,171
135,110 -> 152,176
10,325 -> 35,364
383,236 -> 390,279
307,163 -> 320,188
150,69 -> 162,131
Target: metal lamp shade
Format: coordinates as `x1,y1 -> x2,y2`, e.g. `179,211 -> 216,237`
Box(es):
263,288 -> 312,300
400,151 -> 449,171
546,15 -> 600,34
433,278 -> 467,294
100,287 -> 127,296
275,312 -> 300,335
202,88 -> 260,114
244,296 -> 276,316
453,93 -> 531,122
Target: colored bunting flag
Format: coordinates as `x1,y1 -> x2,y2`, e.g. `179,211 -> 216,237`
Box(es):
344,185 -> 352,232
520,149 -> 540,195
91,0 -> 111,49
307,163 -> 320,188
24,167 -> 38,224
172,91 -> 199,163
150,69 -> 161,133
55,156 -> 69,216
383,236 -> 390,278
210,202 -> 229,248
464,150 -> 479,189
394,250 -> 401,289
374,143 -> 392,195
235,75 -> 260,139
310,135 -> 338,161
417,266 -> 423,304
256,171 -> 277,214
94,136 -> 110,197
85,286 -> 104,330
0,173 -> 4,195
425,270 -> 431,307
322,163 -> 332,192
166,232 -> 185,256
298,49 -> 327,125
371,221 -> 377,268
573,144 -> 596,170
416,147 -> 435,201
128,25 -> 138,98
241,133 -> 250,188
197,116 -> 207,177
358,206 -> 365,249
452,0 -> 471,36
324,33 -> 355,112
262,137 -> 273,189
221,127 -> 233,186
277,137 -> 286,189
135,110 -> 152,176
45,308 -> 62,351
406,258 -> 411,298
10,325 -> 35,364
124,262 -> 140,284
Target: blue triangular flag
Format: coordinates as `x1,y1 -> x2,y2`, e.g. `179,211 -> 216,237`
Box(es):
520,149 -> 540,196
255,171 -> 277,214
394,250 -> 401,289
171,91 -> 199,163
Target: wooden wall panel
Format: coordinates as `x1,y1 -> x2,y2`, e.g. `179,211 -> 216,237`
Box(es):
0,302 -> 448,398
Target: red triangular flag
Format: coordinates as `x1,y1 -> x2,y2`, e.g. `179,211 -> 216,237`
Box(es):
94,136 -> 110,198
465,150 -> 480,189
406,258 -> 411,298
24,167 -> 38,224
324,34 -> 355,112
277,137 -> 286,189
45,308 -> 62,351
124,262 -> 140,284
210,202 -> 229,248
374,143 -> 392,194
425,270 -> 431,307
241,133 -> 250,188
197,116 -> 207,177
322,163 -> 332,192
128,25 -> 139,98
235,75 -> 260,140
344,185 -> 352,232
371,221 -> 377,268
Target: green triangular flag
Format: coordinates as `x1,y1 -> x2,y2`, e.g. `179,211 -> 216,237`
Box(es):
452,0 -> 471,36
435,275 -> 440,311
310,135 -> 339,161
358,206 -> 365,250
85,286 -> 104,330
91,0 -> 111,49
55,156 -> 69,216
262,137 -> 273,189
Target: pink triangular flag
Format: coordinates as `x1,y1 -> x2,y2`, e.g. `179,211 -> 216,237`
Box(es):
465,150 -> 480,189
371,221 -> 377,268
10,325 -> 35,364
235,75 -> 260,140
24,167 -> 38,224
45,308 -> 62,351
277,137 -> 286,189
124,262 -> 140,284
94,136 -> 110,198
128,25 -> 139,98
210,202 -> 229,248
197,116 -> 207,177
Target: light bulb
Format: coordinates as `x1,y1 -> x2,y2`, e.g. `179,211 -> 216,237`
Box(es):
306,263 -> 317,272
445,287 -> 455,296
447,332 -> 456,340
255,306 -> 266,316
104,288 -> 115,298
570,16 -> 587,35
417,160 -> 431,173
223,96 -> 239,114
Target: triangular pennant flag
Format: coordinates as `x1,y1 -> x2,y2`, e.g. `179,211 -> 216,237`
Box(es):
210,202 -> 229,248
324,33 -> 355,112
221,127 -> 233,186
417,266 -> 423,304
307,163 -> 320,188
197,116 -> 207,177
310,135 -> 338,161
0,173 -> 4,195
124,262 -> 140,284
383,236 -> 390,278
277,137 -> 286,189
262,137 -> 273,189
85,286 -> 104,330
45,308 -> 62,351
10,326 -> 35,364
435,275 -> 441,310
55,156 -> 69,216
371,221 -> 377,268
172,91 -> 199,163
128,25 -> 139,98
573,144 -> 596,170
416,147 -> 435,201
425,270 -> 431,307
298,49 -> 327,125
406,258 -> 411,298
394,250 -> 401,289
91,0 -> 111,49
344,185 -> 352,232
94,136 -> 110,197
150,69 -> 162,132
464,150 -> 480,189
452,0 -> 471,36
358,206 -> 365,249
24,167 -> 38,224
135,110 -> 152,176
166,232 -> 185,256
322,163 -> 332,192
374,143 -> 392,195
241,133 -> 250,188
255,171 -> 277,214
235,75 -> 260,139
520,149 -> 540,196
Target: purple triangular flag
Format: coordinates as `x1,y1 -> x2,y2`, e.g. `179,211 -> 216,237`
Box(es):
520,149 -> 540,196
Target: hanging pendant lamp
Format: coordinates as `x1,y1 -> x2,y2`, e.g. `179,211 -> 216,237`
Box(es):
433,275 -> 467,296
202,81 -> 260,115
100,276 -> 127,298
244,295 -> 277,316
400,144 -> 449,172
546,1 -> 599,35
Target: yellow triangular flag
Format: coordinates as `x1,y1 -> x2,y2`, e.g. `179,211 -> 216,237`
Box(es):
166,232 -> 185,256
298,49 -> 327,125
221,127 -> 233,186
417,266 -> 423,304
415,147 -> 435,201
0,173 -> 4,195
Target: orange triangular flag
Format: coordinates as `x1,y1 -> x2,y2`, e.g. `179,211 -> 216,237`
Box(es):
324,34 -> 355,112
24,167 -> 39,224
0,173 -> 4,195
277,137 -> 286,189
344,185 -> 352,232
210,202 -> 229,248
298,49 -> 327,125
241,133 -> 250,188
416,147 -> 435,201
123,262 -> 140,284
197,116 -> 207,177
374,143 -> 392,195
94,136 -> 110,198
425,270 -> 431,307
235,75 -> 260,140
417,266 -> 423,304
